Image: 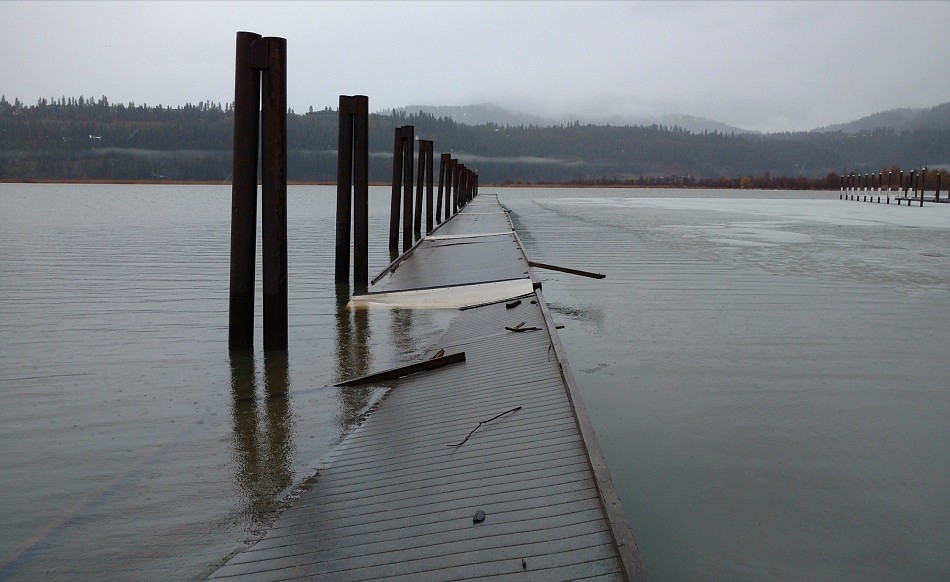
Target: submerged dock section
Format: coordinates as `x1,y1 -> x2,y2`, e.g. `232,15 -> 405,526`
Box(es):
210,195 -> 647,581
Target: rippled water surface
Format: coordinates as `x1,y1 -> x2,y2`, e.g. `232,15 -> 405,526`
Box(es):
1,184 -> 948,580
0,184 -> 454,580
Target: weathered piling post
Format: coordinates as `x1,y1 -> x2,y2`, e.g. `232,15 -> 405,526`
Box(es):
388,125 -> 415,254
390,127 -> 405,254
436,153 -> 450,224
402,126 -> 415,252
260,36 -> 288,350
464,169 -> 471,204
415,139 -> 434,237
228,32 -> 288,350
424,143 -> 434,234
451,158 -> 461,215
228,31 -> 262,349
336,95 -> 370,291
887,171 -> 892,203
920,167 -> 926,207
447,157 -> 457,219
936,173 -> 942,203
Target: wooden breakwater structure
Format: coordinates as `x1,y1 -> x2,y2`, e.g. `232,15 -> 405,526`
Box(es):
219,31 -> 646,581
839,167 -> 947,206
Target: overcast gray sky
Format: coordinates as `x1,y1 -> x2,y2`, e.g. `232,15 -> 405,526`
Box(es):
2,0 -> 948,132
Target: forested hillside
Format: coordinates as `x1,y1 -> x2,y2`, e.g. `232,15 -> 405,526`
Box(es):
1,96 -> 947,186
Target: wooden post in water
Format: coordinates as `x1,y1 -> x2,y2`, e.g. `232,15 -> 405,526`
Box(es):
451,158 -> 460,216
414,140 -> 433,238
423,141 -> 434,234
936,173 -> 942,203
352,98 -> 369,291
458,164 -> 468,208
447,157 -> 457,220
437,153 -> 450,224
402,126 -> 415,252
260,36 -> 288,350
920,167 -> 926,207
336,95 -> 370,291
228,32 -> 288,350
229,31 -> 263,349
336,97 -> 353,285
465,166 -> 471,205
466,168 -> 473,204
390,127 -> 405,253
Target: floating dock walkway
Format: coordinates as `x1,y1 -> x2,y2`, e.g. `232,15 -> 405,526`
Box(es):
209,194 -> 646,581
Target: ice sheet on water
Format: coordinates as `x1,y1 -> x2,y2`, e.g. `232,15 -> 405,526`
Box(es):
555,197 -> 950,229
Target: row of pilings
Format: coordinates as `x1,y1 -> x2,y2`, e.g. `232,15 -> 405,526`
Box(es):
337,108 -> 478,291
839,167 -> 945,207
226,31 -> 479,350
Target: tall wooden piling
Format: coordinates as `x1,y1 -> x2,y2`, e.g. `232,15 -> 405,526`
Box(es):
389,127 -> 404,253
402,126 -> 415,252
388,126 -> 415,253
446,157 -> 456,219
261,36 -> 288,350
414,140 -> 433,238
437,153 -> 450,224
421,141 -> 435,234
336,97 -> 353,285
456,163 -> 466,209
336,95 -> 370,291
228,31 -> 263,349
229,32 -> 288,350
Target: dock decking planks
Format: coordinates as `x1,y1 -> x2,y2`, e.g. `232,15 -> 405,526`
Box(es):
208,194 -> 645,581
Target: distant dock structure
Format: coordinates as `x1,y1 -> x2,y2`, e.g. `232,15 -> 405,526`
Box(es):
840,167 -> 946,206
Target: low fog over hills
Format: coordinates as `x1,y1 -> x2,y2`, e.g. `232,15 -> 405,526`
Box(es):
393,101 -> 950,135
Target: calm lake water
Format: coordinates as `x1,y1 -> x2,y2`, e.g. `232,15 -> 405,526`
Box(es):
1,184 -> 948,580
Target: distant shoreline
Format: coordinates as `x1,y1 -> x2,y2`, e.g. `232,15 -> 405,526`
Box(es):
0,179 -> 834,190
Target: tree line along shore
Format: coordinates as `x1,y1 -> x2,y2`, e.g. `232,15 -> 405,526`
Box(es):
2,96 -> 947,189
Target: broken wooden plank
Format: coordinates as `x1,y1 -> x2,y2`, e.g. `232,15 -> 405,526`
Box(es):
334,352 -> 465,387
528,260 -> 606,279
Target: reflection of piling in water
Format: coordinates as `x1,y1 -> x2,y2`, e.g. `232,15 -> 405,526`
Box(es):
333,284 -> 371,382
263,350 -> 292,495
391,307 -> 414,359
333,284 -> 373,429
228,348 -> 293,531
